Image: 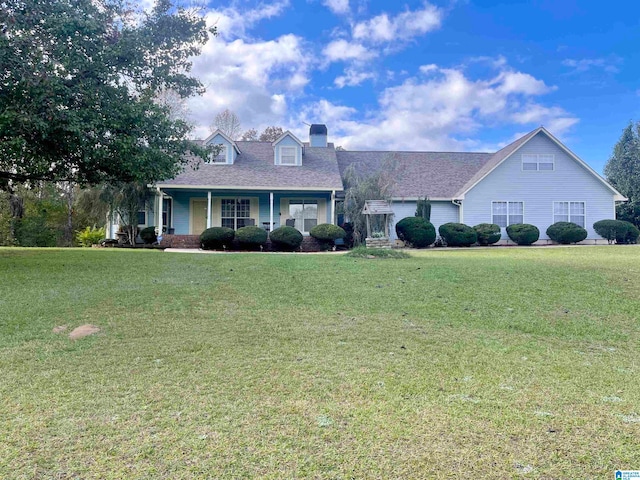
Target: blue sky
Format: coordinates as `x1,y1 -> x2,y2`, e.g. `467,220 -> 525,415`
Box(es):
177,0 -> 640,173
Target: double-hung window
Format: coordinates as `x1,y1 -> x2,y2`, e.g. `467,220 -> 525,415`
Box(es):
221,198 -> 251,229
207,144 -> 228,164
492,201 -> 524,228
522,154 -> 554,171
288,200 -> 318,233
280,146 -> 297,165
553,201 -> 585,227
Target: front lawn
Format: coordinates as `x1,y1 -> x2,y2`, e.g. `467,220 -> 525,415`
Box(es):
1,247 -> 639,478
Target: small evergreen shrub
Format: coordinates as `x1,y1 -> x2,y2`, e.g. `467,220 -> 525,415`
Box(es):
339,222 -> 354,248
76,226 -> 106,247
593,219 -> 639,244
269,226 -> 303,251
200,227 -> 235,250
506,223 -> 540,245
546,222 -> 587,244
395,217 -> 436,248
473,223 -> 501,246
438,223 -> 477,247
139,226 -> 157,244
310,224 -> 346,241
235,226 -> 268,250
15,215 -> 57,247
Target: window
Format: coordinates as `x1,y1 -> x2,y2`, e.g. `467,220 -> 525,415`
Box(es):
137,211 -> 146,226
221,198 -> 251,229
280,146 -> 297,165
522,154 -> 554,171
289,200 -> 318,233
554,201 -> 585,227
492,201 -> 524,228
206,144 -> 228,164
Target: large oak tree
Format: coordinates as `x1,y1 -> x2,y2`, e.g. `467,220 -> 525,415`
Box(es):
0,0 -> 214,185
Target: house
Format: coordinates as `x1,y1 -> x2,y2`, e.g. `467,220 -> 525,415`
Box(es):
142,124 -> 625,245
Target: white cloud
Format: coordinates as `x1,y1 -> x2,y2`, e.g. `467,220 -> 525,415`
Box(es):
334,68 -> 375,88
352,2 -> 442,43
302,62 -> 577,151
562,57 -> 621,74
323,0 -> 349,15
208,1 -> 290,40
323,39 -> 375,62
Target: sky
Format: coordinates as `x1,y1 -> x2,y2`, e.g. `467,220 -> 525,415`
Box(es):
169,0 -> 640,173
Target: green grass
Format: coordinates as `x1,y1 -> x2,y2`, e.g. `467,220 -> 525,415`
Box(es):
1,246 -> 639,478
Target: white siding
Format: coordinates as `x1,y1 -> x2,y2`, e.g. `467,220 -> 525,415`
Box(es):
463,132 -> 616,240
390,200 -> 459,240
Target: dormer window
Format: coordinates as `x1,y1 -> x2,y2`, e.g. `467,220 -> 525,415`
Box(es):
522,154 -> 554,171
280,146 -> 297,165
206,144 -> 228,164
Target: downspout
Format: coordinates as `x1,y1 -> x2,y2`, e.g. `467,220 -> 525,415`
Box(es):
452,199 -> 463,223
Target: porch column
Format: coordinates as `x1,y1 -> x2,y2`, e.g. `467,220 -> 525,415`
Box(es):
206,191 -> 212,229
330,190 -> 336,224
269,192 -> 274,231
156,188 -> 163,234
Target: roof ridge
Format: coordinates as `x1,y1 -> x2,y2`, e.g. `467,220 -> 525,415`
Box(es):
337,150 -> 493,154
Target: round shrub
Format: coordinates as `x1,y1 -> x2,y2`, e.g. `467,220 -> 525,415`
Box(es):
310,223 -> 347,241
139,226 -> 157,244
200,227 -> 235,250
593,219 -> 639,244
269,226 -> 303,251
506,223 -> 539,245
546,222 -> 587,244
235,226 -> 268,250
438,223 -> 477,247
473,223 -> 501,246
395,217 -> 436,248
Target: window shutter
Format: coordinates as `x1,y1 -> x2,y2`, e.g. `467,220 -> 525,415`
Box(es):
250,197 -> 259,224
280,198 -> 290,226
317,198 -> 327,224
211,198 -> 221,227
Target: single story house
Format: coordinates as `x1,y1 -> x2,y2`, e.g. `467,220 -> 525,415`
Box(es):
134,124 -> 625,245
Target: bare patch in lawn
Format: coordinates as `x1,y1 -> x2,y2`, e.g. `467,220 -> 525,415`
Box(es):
69,324 -> 101,340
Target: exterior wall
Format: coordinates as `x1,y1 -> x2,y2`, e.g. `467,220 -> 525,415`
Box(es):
463,132 -> 616,240
273,135 -> 302,165
389,200 -> 460,240
205,133 -> 235,164
163,189 -> 332,235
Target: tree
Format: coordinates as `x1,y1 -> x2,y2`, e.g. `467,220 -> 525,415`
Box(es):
416,197 -> 431,222
342,156 -> 397,246
259,126 -> 285,142
0,0 -> 215,186
604,122 -> 640,227
211,109 -> 242,139
240,129 -> 258,141
101,183 -> 151,246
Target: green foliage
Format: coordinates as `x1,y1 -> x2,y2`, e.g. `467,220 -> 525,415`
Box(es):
604,123 -> 640,228
235,226 -> 268,250
101,182 -> 151,245
415,197 -> 431,222
139,226 -> 157,245
310,224 -> 346,241
200,227 -> 235,250
592,219 -> 640,244
75,226 -> 106,247
14,213 -> 57,247
546,222 -> 588,244
269,226 -> 303,251
347,246 -> 410,258
0,0 -> 215,185
615,221 -> 640,244
342,158 -> 397,246
340,222 -> 354,248
0,191 -> 13,245
473,223 -> 501,246
506,223 -> 540,245
395,217 -> 436,248
438,223 -> 477,247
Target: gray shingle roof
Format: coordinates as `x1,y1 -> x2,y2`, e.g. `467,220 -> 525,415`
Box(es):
157,141 -> 343,191
336,150 -> 492,199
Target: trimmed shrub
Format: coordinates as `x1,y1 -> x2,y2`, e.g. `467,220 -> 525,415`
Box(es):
593,219 -> 640,244
310,223 -> 346,241
235,226 -> 268,250
438,223 -> 477,247
200,227 -> 235,250
506,223 -> 540,245
473,223 -> 501,246
546,222 -> 587,244
139,226 -> 157,244
340,222 -> 354,249
395,217 -> 436,248
76,226 -> 107,247
269,226 -> 303,251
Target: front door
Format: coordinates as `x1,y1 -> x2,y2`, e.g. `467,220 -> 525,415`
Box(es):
191,199 -> 207,234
